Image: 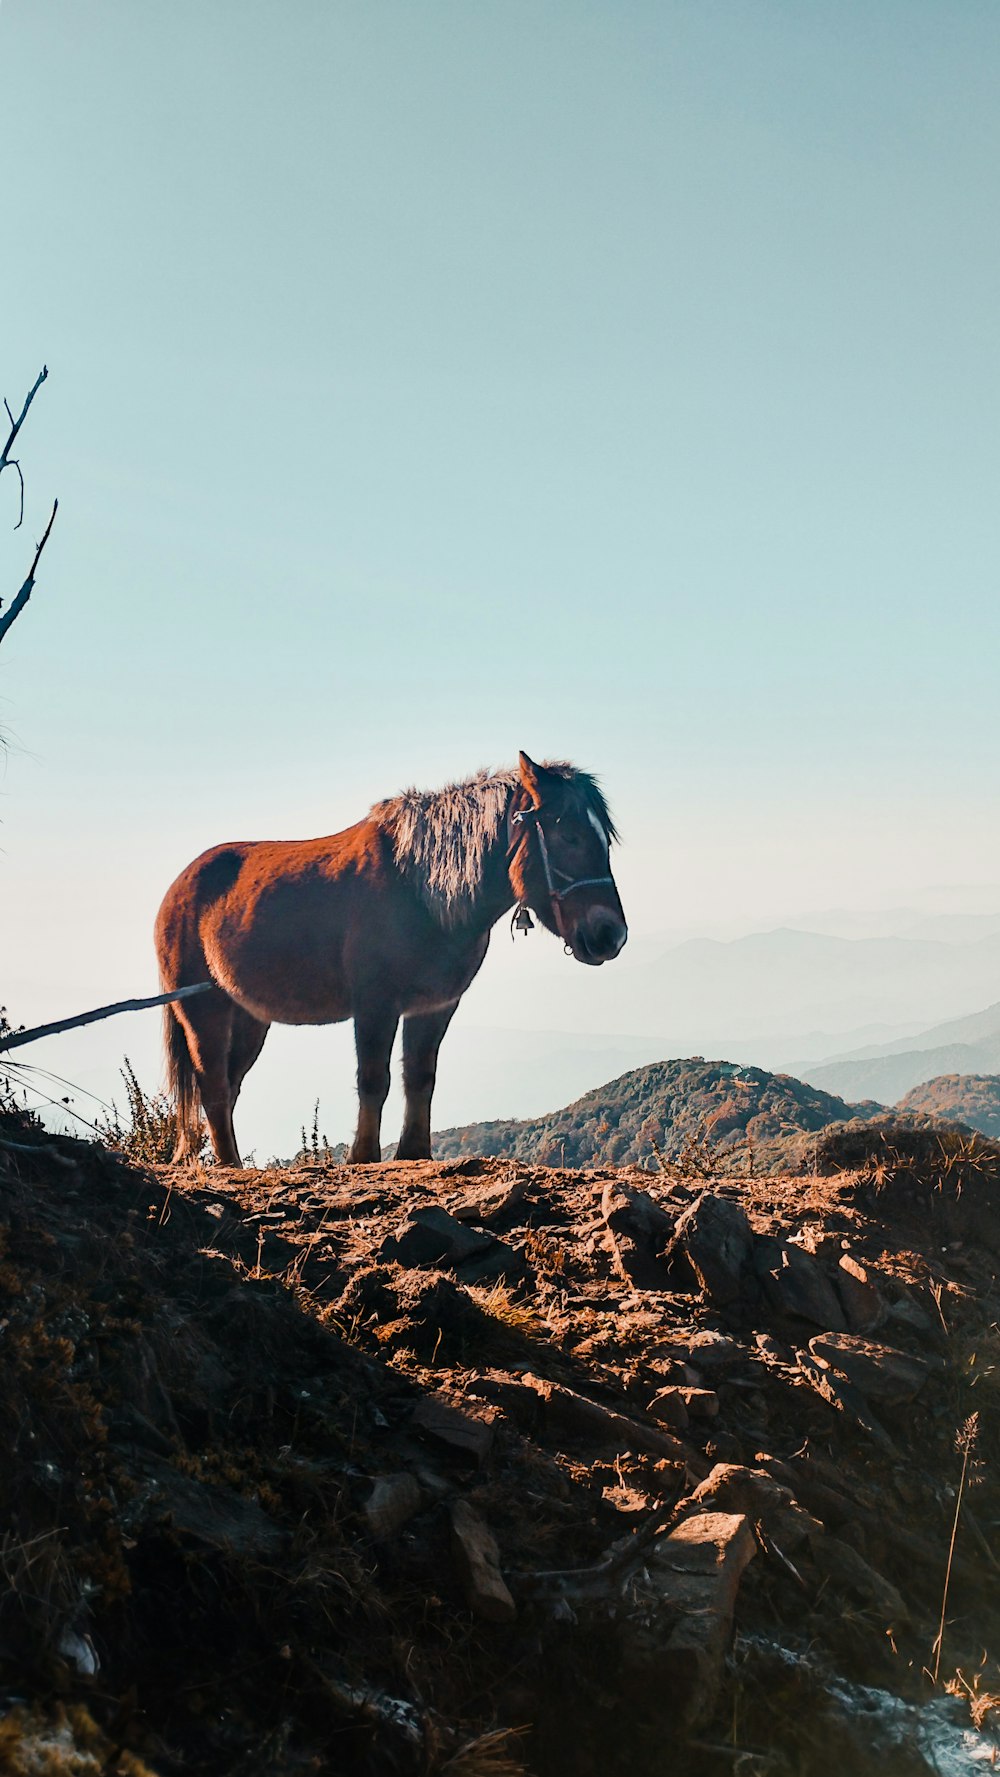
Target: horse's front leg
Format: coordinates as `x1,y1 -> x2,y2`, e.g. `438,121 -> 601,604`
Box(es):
396,1003 -> 458,1161
347,1007 -> 399,1163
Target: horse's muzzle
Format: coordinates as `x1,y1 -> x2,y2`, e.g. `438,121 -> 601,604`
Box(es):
570,911 -> 628,966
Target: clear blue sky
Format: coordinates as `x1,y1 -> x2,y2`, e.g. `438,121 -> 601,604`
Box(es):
2,3 -> 999,1150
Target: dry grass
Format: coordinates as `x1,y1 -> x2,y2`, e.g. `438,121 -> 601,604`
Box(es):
521,1227 -> 567,1278
469,1279 -> 543,1336
933,1412 -> 981,1684
440,1725 -> 530,1776
945,1664 -> 1000,1732
818,1121 -> 1000,1193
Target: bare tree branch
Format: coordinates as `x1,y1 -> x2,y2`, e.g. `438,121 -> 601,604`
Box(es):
0,982 -> 216,1054
0,365 -> 56,645
0,499 -> 58,646
0,365 -> 47,483
7,458 -> 25,529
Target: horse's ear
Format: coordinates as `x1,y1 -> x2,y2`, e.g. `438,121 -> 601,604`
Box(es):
518,751 -> 546,807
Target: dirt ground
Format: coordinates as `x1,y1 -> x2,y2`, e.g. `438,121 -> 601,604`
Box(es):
1,1116 -> 999,1775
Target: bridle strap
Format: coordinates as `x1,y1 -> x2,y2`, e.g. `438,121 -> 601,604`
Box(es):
510,807 -> 615,943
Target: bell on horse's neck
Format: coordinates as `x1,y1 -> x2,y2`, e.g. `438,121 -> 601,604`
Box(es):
513,904 -> 534,935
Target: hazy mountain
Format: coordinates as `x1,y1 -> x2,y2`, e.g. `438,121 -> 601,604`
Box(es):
812,1000 -> 1000,1064
469,924 -> 1000,1052
803,1002 -> 1000,1103
774,910 -> 1000,943
805,1044 -> 1000,1106
695,1020 -> 927,1075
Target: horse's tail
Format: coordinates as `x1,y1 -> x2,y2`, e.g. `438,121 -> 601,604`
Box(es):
163,996 -> 201,1160
155,845 -> 245,1161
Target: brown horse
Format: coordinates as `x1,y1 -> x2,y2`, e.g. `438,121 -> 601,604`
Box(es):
155,752 -> 627,1166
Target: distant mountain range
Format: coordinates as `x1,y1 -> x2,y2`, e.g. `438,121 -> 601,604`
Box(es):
468,922 -> 1000,1058
431,1057 -> 878,1173
803,1002 -> 1000,1102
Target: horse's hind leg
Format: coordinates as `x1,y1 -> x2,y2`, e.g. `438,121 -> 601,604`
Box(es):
228,1009 -> 270,1117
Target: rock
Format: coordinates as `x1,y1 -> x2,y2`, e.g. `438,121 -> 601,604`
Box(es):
650,1357 -> 703,1388
807,1333 -> 936,1405
661,1329 -> 742,1370
677,1387 -> 719,1419
669,1193 -> 755,1307
363,1474 -> 424,1539
450,1172 -> 527,1225
687,1462 -> 822,1550
684,1330 -> 741,1369
753,1236 -> 846,1330
631,1511 -> 757,1727
704,1430 -> 746,1465
887,1295 -> 936,1338
523,1375 -> 690,1462
600,1180 -> 672,1289
647,1387 -> 690,1430
793,1225 -> 842,1261
646,1356 -> 694,1387
795,1350 -> 900,1456
811,1535 -> 909,1625
124,1457 -> 286,1557
468,1371 -> 543,1431
754,1332 -> 792,1364
835,1254 -> 887,1333
607,1179 -> 673,1237
56,1626 -> 99,1678
753,1452 -> 854,1528
411,1396 -> 496,1465
380,1206 -> 494,1269
450,1500 -> 516,1623
438,1157 -> 486,1178
455,1240 -> 527,1287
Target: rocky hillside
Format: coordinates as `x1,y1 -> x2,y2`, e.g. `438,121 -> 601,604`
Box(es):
431,1057 -> 882,1172
897,1072 -> 1000,1137
2,1113 -> 1000,1773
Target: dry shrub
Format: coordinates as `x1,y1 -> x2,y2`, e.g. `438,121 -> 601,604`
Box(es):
652,1124 -> 723,1182
806,1117 -> 1000,1182
293,1099 -> 346,1165
96,1059 -> 203,1166
0,1006 -> 40,1131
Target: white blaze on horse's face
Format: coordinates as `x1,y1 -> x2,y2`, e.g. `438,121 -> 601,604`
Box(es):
588,807 -> 610,857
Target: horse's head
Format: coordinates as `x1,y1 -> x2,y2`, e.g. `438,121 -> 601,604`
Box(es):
509,752 -> 628,966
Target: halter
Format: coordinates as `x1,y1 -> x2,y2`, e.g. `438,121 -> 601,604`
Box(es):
509,806 -> 616,946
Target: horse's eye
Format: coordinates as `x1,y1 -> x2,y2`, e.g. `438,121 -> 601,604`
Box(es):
553,817 -> 581,845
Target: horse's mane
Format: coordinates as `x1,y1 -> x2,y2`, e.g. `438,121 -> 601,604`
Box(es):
372,761 -> 616,927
